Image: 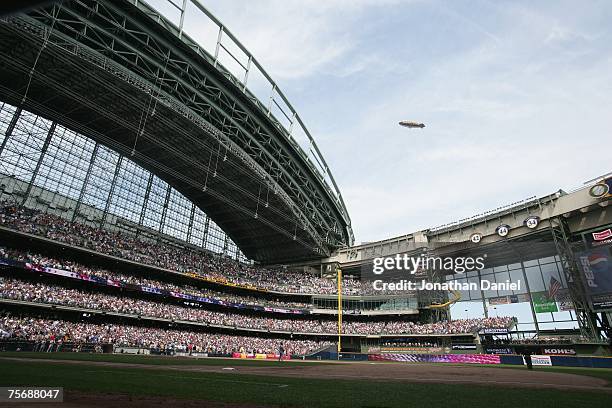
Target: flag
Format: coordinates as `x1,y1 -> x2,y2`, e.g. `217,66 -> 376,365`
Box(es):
549,276 -> 562,300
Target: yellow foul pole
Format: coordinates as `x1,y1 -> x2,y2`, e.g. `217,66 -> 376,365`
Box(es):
337,266 -> 342,359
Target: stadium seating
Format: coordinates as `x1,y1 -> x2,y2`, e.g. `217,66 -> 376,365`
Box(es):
0,314 -> 329,356
0,277 -> 513,336
0,202 -> 368,295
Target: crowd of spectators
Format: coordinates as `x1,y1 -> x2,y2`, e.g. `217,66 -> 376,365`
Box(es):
0,277 -> 514,335
0,202 -> 517,337
484,337 -> 575,345
0,314 -> 328,355
0,246 -> 309,310
0,203 -> 372,295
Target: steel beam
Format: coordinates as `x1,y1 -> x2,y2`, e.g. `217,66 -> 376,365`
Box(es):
0,107 -> 21,157
100,155 -> 123,227
20,121 -> 56,205
548,217 -> 599,340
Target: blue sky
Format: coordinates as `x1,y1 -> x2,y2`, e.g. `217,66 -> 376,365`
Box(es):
151,0 -> 612,243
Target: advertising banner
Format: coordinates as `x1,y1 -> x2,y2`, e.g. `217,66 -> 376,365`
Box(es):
484,347 -> 513,355
231,352 -> 290,360
576,246 -> 612,311
0,258 -> 25,267
584,226 -> 612,248
478,328 -> 509,335
491,294 -> 530,305
141,286 -> 163,295
488,294 -> 531,306
18,259 -> 309,315
369,353 -> 500,364
555,289 -> 574,311
41,266 -> 79,279
542,348 -> 576,355
488,296 -> 510,306
263,306 -> 305,314
528,355 -> 552,366
451,344 -> 477,350
532,291 -> 558,313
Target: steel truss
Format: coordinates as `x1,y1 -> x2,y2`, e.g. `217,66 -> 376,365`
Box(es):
0,0 -> 353,262
548,217 -> 599,340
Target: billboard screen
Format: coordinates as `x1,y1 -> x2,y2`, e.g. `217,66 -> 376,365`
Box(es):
584,226 -> 612,249
576,246 -> 612,311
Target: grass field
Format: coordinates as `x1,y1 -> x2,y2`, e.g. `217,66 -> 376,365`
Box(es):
1,353 -> 611,408
498,364 -> 612,386
0,351 -> 323,366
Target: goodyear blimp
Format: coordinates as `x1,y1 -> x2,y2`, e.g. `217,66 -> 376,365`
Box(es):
399,120 -> 425,128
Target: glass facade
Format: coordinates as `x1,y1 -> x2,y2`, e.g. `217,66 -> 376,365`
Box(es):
447,255 -> 578,333
33,126 -> 95,199
141,175 -> 168,231
0,101 -> 246,260
163,188 -> 192,241
80,145 -> 120,211
0,110 -> 52,183
108,159 -> 149,224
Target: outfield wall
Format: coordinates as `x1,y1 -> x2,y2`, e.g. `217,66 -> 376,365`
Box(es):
309,349 -> 612,368
369,353 -> 612,368
499,354 -> 612,368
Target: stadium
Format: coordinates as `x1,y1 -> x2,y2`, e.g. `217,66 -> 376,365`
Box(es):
0,0 -> 611,407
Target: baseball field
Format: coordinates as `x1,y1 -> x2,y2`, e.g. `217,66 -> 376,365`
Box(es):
1,353 -> 611,407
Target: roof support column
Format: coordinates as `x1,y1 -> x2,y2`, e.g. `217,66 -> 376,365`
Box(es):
100,155 -> 124,227
201,216 -> 210,249
72,142 -> 99,222
477,269 -> 489,319
186,203 -> 196,244
158,184 -> 172,239
222,234 -> 229,256
21,121 -> 56,206
0,107 -> 22,157
137,172 -> 154,235
519,260 -> 541,336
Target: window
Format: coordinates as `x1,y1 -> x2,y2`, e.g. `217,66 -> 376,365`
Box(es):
80,145 -> 120,210
163,189 -> 192,241
205,219 -> 225,254
108,160 -> 148,223
0,111 -> 52,183
189,206 -> 207,246
34,126 -> 95,199
0,102 -> 18,144
0,102 -> 248,261
142,176 -> 168,230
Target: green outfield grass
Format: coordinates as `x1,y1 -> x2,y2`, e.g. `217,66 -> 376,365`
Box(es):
500,365 -> 612,387
0,351 -> 325,366
0,354 -> 611,408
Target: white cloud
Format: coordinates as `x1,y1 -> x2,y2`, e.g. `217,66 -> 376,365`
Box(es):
147,0 -> 612,243
317,2 -> 612,241
189,0 -> 409,80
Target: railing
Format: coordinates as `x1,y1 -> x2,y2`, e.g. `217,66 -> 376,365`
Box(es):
429,171 -> 612,234
428,195 -> 539,233
128,0 -> 352,237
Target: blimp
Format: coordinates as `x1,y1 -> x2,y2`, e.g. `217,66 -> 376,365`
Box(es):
399,120 -> 425,128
